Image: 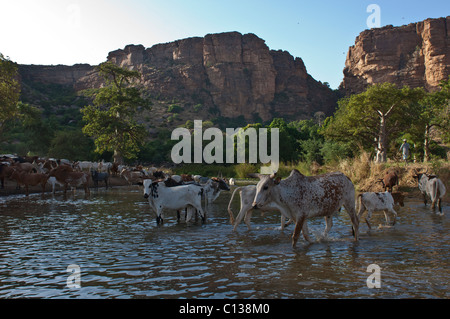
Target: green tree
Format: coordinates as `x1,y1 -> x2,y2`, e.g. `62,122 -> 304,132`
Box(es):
0,53 -> 21,136
268,118 -> 301,162
418,77 -> 450,161
321,83 -> 425,163
48,130 -> 95,160
81,62 -> 151,164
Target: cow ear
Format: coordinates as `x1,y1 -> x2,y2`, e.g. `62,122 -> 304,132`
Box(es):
274,177 -> 281,185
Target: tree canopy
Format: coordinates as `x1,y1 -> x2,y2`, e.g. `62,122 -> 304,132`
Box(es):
321,83 -> 425,162
81,62 -> 152,164
0,53 -> 21,135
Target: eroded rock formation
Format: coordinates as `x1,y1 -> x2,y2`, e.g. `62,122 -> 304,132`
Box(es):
341,16 -> 450,94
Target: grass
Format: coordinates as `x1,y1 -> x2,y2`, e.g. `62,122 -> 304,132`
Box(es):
169,152 -> 449,200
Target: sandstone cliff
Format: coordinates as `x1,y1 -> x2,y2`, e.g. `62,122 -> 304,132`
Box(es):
341,16 -> 450,94
19,32 -> 337,124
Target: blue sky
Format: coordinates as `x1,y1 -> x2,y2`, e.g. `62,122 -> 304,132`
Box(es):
1,0 -> 449,88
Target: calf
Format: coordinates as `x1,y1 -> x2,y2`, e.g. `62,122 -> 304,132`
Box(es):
10,170 -> 48,196
377,171 -> 399,192
413,170 -> 446,214
357,192 -> 398,229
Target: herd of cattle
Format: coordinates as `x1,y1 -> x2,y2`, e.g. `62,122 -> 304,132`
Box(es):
0,154 -> 446,247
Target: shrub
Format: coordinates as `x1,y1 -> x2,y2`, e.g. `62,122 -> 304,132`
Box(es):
168,104 -> 182,113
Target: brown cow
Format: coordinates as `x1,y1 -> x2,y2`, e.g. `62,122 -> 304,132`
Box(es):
391,192 -> 405,207
378,171 -> 399,192
11,162 -> 35,173
0,164 -> 15,189
49,165 -> 90,195
10,169 -> 49,196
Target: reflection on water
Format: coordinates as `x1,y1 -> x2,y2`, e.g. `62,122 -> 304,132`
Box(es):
0,186 -> 448,298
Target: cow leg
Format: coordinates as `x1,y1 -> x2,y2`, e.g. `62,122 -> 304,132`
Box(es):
438,198 -> 443,214
233,206 -> 251,231
389,208 -> 397,226
186,206 -> 195,222
292,215 -> 307,247
422,193 -> 428,206
344,203 -> 359,241
301,221 -> 312,243
365,210 -> 373,230
25,185 -> 29,197
431,199 -> 436,209
156,209 -> 164,224
243,209 -> 253,230
280,215 -> 286,230
383,209 -> 391,225
284,218 -> 293,228
324,216 -> 333,237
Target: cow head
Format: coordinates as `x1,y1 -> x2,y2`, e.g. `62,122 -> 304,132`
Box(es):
413,169 -> 435,193
211,177 -> 230,191
143,179 -> 152,199
249,173 -> 280,209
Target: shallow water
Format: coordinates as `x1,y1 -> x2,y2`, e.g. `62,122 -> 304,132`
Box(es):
0,185 -> 448,299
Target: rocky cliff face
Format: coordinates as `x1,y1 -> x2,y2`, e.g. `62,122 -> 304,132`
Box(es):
19,32 -> 337,123
341,16 -> 450,94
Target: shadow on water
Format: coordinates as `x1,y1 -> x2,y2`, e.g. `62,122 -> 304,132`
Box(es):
0,186 -> 448,298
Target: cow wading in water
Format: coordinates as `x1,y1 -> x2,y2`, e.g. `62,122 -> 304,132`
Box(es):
251,169 -> 359,247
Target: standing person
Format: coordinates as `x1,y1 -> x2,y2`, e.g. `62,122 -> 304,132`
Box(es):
399,139 -> 410,164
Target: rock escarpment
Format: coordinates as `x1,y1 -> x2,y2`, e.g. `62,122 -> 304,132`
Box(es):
19,32 -> 337,122
341,16 -> 450,94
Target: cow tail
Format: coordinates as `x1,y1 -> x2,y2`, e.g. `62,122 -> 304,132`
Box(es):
227,187 -> 242,225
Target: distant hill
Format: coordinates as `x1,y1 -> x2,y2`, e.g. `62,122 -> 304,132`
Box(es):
18,32 -> 338,131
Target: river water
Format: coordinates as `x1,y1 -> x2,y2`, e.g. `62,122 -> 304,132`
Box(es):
0,185 -> 448,299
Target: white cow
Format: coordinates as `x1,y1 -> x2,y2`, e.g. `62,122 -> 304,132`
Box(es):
251,170 -> 359,247
357,192 -> 398,229
414,171 -> 446,214
143,179 -> 206,224
228,185 -> 290,231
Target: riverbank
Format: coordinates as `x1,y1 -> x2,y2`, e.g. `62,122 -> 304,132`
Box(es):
0,175 -> 130,197
1,158 -> 449,202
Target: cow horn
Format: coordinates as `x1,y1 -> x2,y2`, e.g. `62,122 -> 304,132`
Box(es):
269,172 -> 277,179
248,173 -> 261,179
